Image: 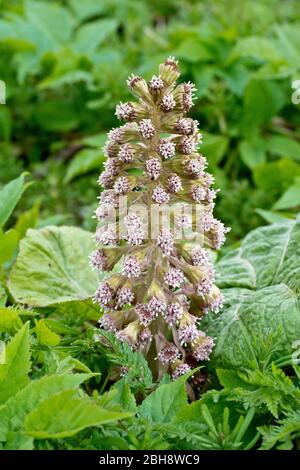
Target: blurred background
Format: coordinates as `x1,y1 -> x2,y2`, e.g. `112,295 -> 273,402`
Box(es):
1,0 -> 300,247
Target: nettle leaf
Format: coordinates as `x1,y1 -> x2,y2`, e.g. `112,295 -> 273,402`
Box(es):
0,173 -> 29,228
8,226 -> 103,307
0,372 -> 95,441
138,372 -> 193,423
24,389 -> 132,439
0,323 -> 31,404
206,217 -> 300,369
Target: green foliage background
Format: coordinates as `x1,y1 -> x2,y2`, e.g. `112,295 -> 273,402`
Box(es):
1,0 -> 300,452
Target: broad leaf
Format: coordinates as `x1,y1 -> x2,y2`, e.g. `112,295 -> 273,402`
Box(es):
24,390 -> 132,439
8,226 -> 102,306
0,372 -> 95,440
207,217 -> 300,369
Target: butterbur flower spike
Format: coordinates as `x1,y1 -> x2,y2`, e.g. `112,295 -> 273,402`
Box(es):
92,57 -> 229,380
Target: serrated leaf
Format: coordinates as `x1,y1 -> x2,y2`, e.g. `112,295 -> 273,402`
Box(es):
0,323 -> 31,404
8,226 -> 103,306
0,372 -> 95,441
24,389 -> 132,439
139,372 -> 193,423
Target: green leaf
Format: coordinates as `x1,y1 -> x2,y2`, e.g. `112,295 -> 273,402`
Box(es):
175,38 -> 213,62
111,380 -> 137,413
0,323 -> 31,404
0,373 -> 95,440
239,138 -> 266,169
26,0 -> 74,46
0,174 -> 29,228
236,216 -> 300,290
8,226 -> 102,307
208,284 -> 300,369
33,101 -> 79,132
15,202 -> 40,239
0,307 -> 23,334
200,132 -> 229,165
231,36 -> 282,62
82,133 -> 107,148
207,217 -> 300,369
35,319 -> 60,346
255,209 -> 291,224
0,229 -> 19,264
266,135 -> 300,162
242,80 -> 285,132
73,19 -> 118,55
70,0 -> 106,22
215,250 -> 256,289
253,158 -> 300,194
24,390 -> 132,439
64,148 -> 106,183
259,410 -> 300,450
139,372 -> 193,423
273,182 -> 300,210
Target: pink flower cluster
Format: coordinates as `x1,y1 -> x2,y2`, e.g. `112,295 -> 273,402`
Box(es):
91,57 -> 229,380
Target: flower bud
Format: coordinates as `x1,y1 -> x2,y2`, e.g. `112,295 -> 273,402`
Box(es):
159,56 -> 180,87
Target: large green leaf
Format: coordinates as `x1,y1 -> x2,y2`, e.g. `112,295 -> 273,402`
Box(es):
8,226 -> 102,306
0,174 -> 28,228
0,372 -> 95,440
0,323 -> 31,404
206,217 -> 300,369
24,390 -> 132,439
